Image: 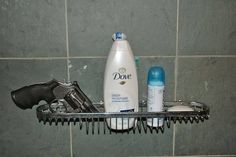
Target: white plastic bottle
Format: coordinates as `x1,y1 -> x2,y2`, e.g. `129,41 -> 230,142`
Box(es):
104,32 -> 138,130
147,66 -> 165,127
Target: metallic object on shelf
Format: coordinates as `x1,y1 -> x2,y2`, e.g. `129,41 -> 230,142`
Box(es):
36,100 -> 210,134
11,79 -> 99,113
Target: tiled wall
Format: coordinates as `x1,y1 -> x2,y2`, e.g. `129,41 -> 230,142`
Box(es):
0,0 -> 235,157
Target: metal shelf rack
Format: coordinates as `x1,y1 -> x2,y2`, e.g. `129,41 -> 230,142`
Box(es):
36,100 -> 210,134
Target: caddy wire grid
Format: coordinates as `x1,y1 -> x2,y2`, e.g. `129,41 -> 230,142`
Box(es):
36,100 -> 210,134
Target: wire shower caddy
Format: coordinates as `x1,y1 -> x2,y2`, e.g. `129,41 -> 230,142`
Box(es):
36,100 -> 210,134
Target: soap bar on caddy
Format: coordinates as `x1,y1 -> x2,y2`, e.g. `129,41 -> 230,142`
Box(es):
168,105 -> 194,112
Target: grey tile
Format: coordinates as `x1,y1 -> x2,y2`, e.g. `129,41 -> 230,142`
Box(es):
67,0 -> 176,56
175,58 -> 236,155
0,0 -> 66,57
179,0 -> 236,55
72,125 -> 173,157
0,59 -> 70,157
69,57 -> 175,102
69,58 -> 106,102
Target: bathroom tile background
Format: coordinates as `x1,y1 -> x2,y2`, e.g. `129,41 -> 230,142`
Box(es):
0,60 -> 70,157
0,0 -> 235,157
176,58 -> 236,155
67,0 -> 177,56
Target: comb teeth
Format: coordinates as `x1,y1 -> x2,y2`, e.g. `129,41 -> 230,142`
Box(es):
36,101 -> 210,134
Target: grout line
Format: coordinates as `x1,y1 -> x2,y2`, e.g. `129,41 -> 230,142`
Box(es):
68,54 -> 236,58
65,0 -> 70,81
203,155 -> 236,157
137,55 -> 175,58
69,56 -> 107,59
0,55 -> 236,60
207,155 -> 236,157
69,124 -> 73,157
133,155 -> 236,157
64,0 -> 73,157
178,55 -> 236,58
0,57 -> 68,60
174,0 -> 179,101
173,0 -> 180,156
173,124 -> 176,156
176,155 -> 236,157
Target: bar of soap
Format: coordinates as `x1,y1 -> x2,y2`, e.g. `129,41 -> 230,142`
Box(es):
168,105 -> 194,111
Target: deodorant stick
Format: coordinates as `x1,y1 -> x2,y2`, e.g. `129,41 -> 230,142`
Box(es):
147,66 -> 165,127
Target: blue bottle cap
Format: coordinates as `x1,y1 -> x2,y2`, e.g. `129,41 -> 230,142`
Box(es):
112,32 -> 127,40
147,66 -> 165,86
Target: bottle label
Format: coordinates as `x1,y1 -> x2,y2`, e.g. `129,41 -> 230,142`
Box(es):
113,68 -> 132,81
112,67 -> 132,86
147,85 -> 164,127
147,85 -> 164,112
113,72 -> 132,80
111,91 -> 133,111
112,93 -> 129,103
120,109 -> 134,112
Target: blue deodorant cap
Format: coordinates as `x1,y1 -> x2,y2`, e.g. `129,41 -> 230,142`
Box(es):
147,66 -> 165,86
